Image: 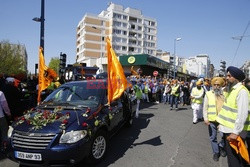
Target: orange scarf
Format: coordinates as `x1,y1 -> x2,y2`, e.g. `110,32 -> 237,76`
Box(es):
230,136 -> 250,164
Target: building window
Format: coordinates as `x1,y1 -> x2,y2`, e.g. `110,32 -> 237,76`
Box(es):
113,29 -> 121,34
113,13 -> 122,19
114,37 -> 121,42
122,46 -> 127,51
130,24 -> 135,29
128,47 -> 134,52
123,23 -> 127,28
123,15 -> 127,20
122,38 -> 127,43
113,21 -> 121,27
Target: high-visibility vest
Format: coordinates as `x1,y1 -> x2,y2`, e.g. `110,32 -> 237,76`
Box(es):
191,87 -> 203,104
171,85 -> 180,96
144,85 -> 149,94
206,91 -> 217,121
134,85 -> 143,99
216,85 -> 250,131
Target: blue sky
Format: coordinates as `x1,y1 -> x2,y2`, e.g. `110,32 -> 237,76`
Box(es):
1,0 -> 249,73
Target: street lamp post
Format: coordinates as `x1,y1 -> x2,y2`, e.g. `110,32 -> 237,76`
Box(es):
173,37 -> 182,79
33,0 -> 45,55
92,26 -> 104,73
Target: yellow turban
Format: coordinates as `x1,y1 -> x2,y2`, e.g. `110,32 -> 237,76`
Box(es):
196,80 -> 203,86
211,77 -> 225,86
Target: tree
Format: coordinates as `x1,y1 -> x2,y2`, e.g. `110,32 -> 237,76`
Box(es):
0,41 -> 26,76
48,57 -> 60,74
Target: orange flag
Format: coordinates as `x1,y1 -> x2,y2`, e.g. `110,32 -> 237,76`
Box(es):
37,47 -> 52,103
131,66 -> 138,75
106,37 -> 128,105
230,136 -> 250,164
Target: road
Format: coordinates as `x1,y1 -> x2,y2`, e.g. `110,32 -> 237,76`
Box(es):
0,102 -> 227,167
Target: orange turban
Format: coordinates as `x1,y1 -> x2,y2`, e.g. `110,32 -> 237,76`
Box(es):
196,80 -> 203,86
211,77 -> 225,86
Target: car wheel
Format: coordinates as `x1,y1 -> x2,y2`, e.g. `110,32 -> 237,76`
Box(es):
86,130 -> 107,164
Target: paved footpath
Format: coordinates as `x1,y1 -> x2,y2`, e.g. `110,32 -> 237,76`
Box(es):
0,102 -> 228,167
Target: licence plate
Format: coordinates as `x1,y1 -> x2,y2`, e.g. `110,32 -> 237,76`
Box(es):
15,151 -> 42,161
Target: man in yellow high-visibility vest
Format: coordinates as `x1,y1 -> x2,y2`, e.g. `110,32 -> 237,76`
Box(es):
190,80 -> 204,124
216,66 -> 249,167
203,77 -> 226,161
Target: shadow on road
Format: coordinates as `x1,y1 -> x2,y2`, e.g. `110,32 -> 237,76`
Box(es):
132,135 -> 163,147
140,101 -> 158,110
81,112 -> 154,167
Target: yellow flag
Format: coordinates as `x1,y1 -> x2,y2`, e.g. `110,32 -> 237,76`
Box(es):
107,37 -> 128,105
37,47 -> 52,103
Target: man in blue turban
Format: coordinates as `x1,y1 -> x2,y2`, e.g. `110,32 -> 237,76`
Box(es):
216,66 -> 249,166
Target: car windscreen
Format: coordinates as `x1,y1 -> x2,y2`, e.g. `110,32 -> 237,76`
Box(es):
43,81 -> 106,108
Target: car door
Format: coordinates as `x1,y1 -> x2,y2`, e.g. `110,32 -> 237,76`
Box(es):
109,99 -> 123,130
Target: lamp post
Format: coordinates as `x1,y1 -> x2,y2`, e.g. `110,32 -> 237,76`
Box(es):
92,26 -> 104,73
173,37 -> 182,79
33,0 -> 45,55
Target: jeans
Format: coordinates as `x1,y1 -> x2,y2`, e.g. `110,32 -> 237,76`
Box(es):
208,122 -> 224,154
170,95 -> 178,108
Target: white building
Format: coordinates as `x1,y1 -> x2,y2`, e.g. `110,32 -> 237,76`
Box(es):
241,60 -> 250,79
76,3 -> 157,72
185,54 -> 210,77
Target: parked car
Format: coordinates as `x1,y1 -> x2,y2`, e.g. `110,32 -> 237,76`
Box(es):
7,79 -> 135,166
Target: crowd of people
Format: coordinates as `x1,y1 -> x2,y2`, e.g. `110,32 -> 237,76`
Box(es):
128,66 -> 250,166
0,65 -> 249,167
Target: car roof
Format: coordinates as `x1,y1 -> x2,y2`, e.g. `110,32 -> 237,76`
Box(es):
96,72 -> 131,79
63,79 -> 107,85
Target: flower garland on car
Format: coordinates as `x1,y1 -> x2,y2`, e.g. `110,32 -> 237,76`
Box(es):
16,106 -> 70,130
81,106 -> 114,137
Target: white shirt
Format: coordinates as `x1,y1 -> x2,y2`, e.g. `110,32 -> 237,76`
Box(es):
218,82 -> 249,135
0,91 -> 11,118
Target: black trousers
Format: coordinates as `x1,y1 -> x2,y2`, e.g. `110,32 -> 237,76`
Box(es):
224,133 -> 247,167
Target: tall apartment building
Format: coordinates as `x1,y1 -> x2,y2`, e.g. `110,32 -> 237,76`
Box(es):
76,3 -> 157,70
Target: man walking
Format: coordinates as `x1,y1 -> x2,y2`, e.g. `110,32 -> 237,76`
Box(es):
216,66 -> 249,167
190,80 -> 204,124
170,80 -> 180,110
203,77 -> 226,161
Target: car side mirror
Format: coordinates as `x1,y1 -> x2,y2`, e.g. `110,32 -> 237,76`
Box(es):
110,101 -> 118,107
104,101 -> 118,108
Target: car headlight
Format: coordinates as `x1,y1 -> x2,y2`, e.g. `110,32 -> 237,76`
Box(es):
59,130 -> 87,144
8,126 -> 13,138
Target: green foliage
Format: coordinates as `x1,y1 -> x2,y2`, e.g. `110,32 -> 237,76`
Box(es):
48,57 -> 60,74
0,41 -> 26,75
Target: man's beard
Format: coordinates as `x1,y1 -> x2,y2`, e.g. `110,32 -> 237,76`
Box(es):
214,88 -> 222,96
225,80 -> 237,92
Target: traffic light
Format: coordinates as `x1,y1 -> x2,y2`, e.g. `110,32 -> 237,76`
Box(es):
60,53 -> 67,68
168,69 -> 174,78
59,53 -> 67,77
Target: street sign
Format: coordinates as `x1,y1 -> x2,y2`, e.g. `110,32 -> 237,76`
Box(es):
153,71 -> 158,77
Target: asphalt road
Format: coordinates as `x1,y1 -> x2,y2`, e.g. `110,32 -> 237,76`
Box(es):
0,102 -> 228,167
